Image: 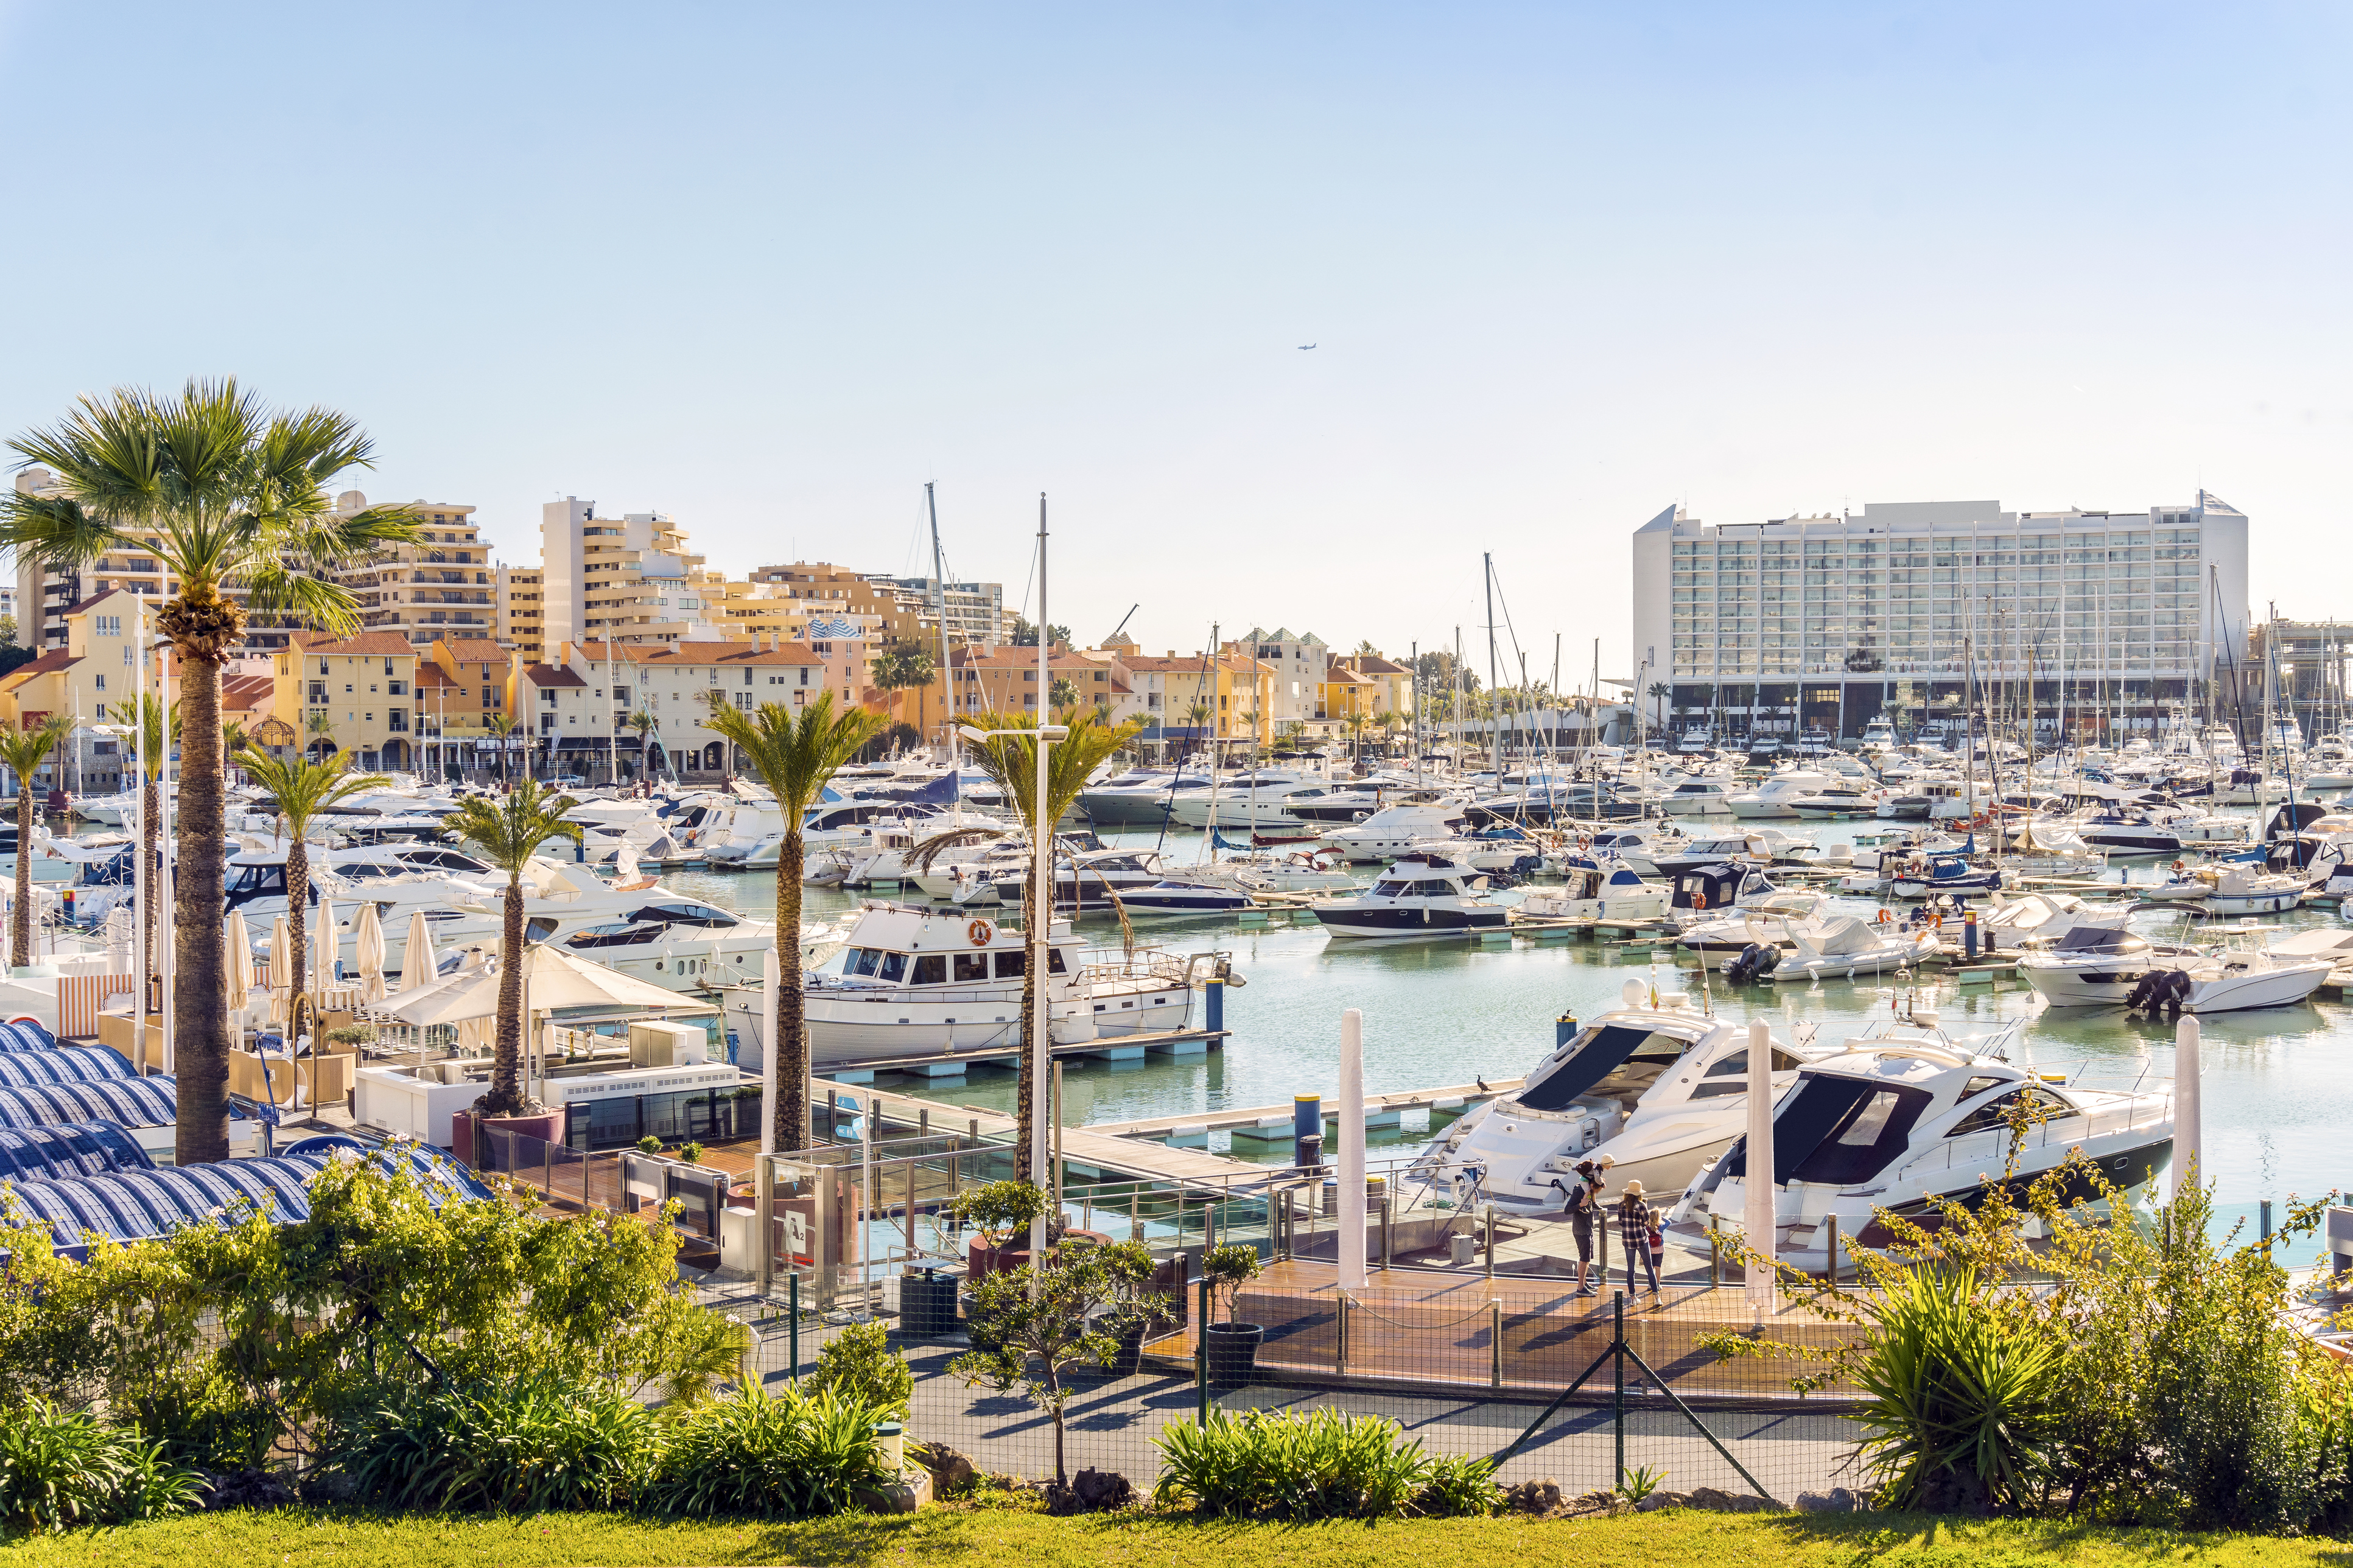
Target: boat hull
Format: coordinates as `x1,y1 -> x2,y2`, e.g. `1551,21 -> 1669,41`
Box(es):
1314,905 -> 1510,940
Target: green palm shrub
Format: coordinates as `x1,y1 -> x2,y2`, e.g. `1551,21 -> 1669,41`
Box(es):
640,1385 -> 891,1519
1852,1265 -> 2061,1514
804,1321 -> 911,1421
1152,1407 -> 1434,1521
0,1400 -> 200,1531
1414,1453 -> 1502,1517
328,1374 -> 656,1512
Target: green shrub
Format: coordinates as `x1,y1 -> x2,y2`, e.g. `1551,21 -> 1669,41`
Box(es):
1853,1265 -> 2062,1515
804,1321 -> 911,1421
125,1367 -> 277,1472
0,1400 -> 201,1532
1152,1407 -> 1433,1521
678,1141 -> 705,1165
1414,1453 -> 1500,1517
640,1385 -> 891,1519
1201,1244 -> 1261,1322
328,1374 -> 658,1512
636,1135 -> 663,1153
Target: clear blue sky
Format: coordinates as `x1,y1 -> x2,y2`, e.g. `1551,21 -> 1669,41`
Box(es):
2,2 -> 2345,681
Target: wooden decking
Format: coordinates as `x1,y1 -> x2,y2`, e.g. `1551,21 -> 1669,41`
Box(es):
1148,1258 -> 1862,1401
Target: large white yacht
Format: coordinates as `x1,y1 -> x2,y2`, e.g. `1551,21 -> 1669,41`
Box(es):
1319,802 -> 1471,863
1725,771 -> 1837,820
1164,769 -> 1331,831
1667,1026 -> 2170,1274
1310,849 -> 1507,940
717,903 -> 1208,1069
1408,992 -> 1824,1214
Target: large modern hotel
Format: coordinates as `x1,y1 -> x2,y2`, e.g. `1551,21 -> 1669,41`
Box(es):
1630,494 -> 2252,741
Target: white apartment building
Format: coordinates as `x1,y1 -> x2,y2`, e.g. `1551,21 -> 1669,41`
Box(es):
547,640 -> 829,780
540,498 -> 718,654
1232,628 -> 1330,726
866,574 -> 1011,643
1631,494 -> 2251,740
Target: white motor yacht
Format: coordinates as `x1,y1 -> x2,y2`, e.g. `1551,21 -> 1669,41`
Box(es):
1725,771 -> 1837,821
2018,926 -> 2198,1006
718,903 -> 1208,1069
1165,769 -> 1328,831
1406,993 -> 1826,1215
1310,850 -> 1507,940
1566,822 -> 1686,877
1658,779 -> 1736,817
1320,802 -> 1472,863
2141,862 -> 2306,916
2131,928 -> 2334,1013
1207,846 -> 1359,892
1675,891 -> 1832,952
1075,770 -> 1210,825
1667,1026 -> 2170,1273
1514,858 -> 1668,923
1762,914 -> 1940,981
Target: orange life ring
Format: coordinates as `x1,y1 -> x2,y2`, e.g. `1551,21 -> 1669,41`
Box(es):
1876,909 -> 1890,924
1692,892 -> 1709,911
967,919 -> 994,947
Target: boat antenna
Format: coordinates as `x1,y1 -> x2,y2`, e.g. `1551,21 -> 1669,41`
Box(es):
926,482 -> 956,768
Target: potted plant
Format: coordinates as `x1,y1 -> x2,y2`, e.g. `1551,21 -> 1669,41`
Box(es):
945,1179 -> 1049,1278
678,1141 -> 705,1166
1201,1243 -> 1264,1387
1092,1239 -> 1166,1377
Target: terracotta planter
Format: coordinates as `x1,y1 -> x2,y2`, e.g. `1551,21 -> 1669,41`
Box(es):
966,1239 -> 1033,1277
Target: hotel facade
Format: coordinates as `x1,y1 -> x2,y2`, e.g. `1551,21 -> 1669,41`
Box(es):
1630,494 -> 2251,741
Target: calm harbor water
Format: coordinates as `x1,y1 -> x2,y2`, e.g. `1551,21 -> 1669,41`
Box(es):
664,813 -> 2353,1234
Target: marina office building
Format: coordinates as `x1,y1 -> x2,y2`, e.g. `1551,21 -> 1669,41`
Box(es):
1629,494 -> 2252,741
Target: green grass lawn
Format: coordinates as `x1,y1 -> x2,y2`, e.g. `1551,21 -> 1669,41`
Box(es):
3,1505 -> 2341,1568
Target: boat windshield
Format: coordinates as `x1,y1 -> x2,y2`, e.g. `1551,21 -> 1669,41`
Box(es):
1518,1024 -> 1691,1112
2051,926 -> 2144,955
1733,1072 -> 1934,1187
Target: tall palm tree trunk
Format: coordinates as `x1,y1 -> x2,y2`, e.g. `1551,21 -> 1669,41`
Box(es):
142,776 -> 160,996
172,647 -> 230,1165
10,781 -> 30,971
775,829 -> 809,1150
286,837 -> 309,1022
489,875 -> 526,1116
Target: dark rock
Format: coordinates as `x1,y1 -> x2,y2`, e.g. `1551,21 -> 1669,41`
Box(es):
912,1441 -> 977,1494
296,1468 -> 357,1505
1045,1468 -> 1135,1515
199,1469 -> 300,1510
1503,1477 -> 1562,1516
1796,1486 -> 1870,1514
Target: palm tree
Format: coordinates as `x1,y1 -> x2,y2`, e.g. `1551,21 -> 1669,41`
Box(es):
234,749 -> 388,1020
127,693 -> 180,998
0,716 -> 71,969
441,781 -> 583,1117
704,693 -> 885,1150
0,381 -> 421,1164
959,710 -> 1141,1178
304,709 -> 336,761
626,710 -> 657,783
483,712 -> 518,786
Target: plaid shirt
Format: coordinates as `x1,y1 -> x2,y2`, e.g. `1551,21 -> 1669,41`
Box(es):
1616,1200 -> 1657,1253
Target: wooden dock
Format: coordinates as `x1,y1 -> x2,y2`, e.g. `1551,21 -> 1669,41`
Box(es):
1085,1079 -> 1521,1144
1145,1258 -> 1862,1401
815,1027 -> 1227,1083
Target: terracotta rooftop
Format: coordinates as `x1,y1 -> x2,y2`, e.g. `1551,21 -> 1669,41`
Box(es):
0,650 -> 81,685
61,587 -> 134,618
524,663 -> 588,688
435,639 -> 510,664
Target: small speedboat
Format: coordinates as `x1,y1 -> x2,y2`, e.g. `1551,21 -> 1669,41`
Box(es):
1763,914 -> 1940,980
2139,863 -> 2304,916
1515,857 -> 1669,923
2017,925 -> 2198,1006
1887,852 -> 2003,901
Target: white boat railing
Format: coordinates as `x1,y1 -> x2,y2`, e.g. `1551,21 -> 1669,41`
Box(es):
1879,1091 -> 2174,1190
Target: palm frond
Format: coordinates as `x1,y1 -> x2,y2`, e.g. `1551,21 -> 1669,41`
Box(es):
908,826 -> 1006,872
239,563 -> 371,638
705,693 -> 888,816
0,715 -> 72,783
234,749 -> 391,835
0,493 -> 132,572
443,779 -> 584,875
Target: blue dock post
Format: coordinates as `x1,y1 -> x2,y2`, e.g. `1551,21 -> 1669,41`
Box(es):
1205,975 -> 1224,1035
1294,1093 -> 1322,1169
1557,1011 -> 1578,1047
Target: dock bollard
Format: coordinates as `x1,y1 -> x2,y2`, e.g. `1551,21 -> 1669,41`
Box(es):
1293,1094 -> 1322,1167
1964,908 -> 1979,961
1556,1011 -> 1579,1047
1205,976 -> 1224,1035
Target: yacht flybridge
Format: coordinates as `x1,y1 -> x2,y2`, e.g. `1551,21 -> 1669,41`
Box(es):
1310,850 -> 1507,940
1667,1026 -> 2170,1274
1408,991 -> 1826,1214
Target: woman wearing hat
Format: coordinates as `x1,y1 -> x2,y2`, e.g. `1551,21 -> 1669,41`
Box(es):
1616,1180 -> 1662,1297
1565,1155 -> 1611,1297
